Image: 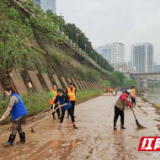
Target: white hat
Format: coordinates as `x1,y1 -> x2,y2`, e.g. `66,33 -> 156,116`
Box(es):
126,89 -> 132,94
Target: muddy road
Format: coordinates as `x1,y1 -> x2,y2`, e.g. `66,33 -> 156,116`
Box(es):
0,95 -> 160,160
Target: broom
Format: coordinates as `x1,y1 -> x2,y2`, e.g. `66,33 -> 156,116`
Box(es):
131,107 -> 145,129
31,107 -> 59,132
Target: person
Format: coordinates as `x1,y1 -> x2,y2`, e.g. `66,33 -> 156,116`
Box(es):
115,88 -> 118,95
113,89 -> 132,130
109,88 -> 113,94
49,85 -> 60,120
53,89 -> 78,130
131,86 -> 136,106
0,86 -> 28,146
66,82 -> 76,118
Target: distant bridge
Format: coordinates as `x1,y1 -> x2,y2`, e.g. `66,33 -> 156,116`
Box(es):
126,72 -> 160,88
130,72 -> 160,79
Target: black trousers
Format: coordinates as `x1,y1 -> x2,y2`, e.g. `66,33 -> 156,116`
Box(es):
51,104 -> 60,117
68,101 -> 76,117
131,97 -> 136,105
113,106 -> 124,127
60,107 -> 75,123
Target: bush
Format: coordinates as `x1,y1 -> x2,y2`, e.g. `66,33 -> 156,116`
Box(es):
88,70 -> 100,81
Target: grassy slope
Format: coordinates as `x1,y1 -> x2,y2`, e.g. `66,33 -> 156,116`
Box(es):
0,90 -> 102,124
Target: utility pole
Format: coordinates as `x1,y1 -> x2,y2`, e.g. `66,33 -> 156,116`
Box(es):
85,43 -> 86,53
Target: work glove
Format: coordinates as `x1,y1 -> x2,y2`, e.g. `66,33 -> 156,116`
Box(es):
127,101 -> 132,108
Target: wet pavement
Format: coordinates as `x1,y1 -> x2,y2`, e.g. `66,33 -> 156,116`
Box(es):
0,94 -> 160,160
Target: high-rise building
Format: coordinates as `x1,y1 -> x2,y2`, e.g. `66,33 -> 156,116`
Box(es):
131,43 -> 154,73
153,62 -> 160,72
95,42 -> 125,64
33,0 -> 56,13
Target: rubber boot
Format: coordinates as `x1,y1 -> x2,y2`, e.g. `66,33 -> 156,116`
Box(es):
114,124 -> 117,130
58,123 -> 62,130
19,132 -> 26,143
3,134 -> 16,146
121,125 -> 126,129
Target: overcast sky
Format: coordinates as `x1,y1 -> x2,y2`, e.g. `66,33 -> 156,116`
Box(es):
57,0 -> 160,64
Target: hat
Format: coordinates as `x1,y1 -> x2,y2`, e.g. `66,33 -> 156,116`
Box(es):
126,89 -> 132,94
69,82 -> 73,85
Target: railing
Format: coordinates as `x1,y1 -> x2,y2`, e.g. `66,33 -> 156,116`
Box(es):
11,0 -> 110,74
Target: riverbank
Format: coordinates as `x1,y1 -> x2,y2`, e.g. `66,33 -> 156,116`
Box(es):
138,96 -> 160,131
1,93 -> 160,159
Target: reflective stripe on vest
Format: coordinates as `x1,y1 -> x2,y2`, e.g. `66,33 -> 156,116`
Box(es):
50,90 -> 57,105
67,87 -> 76,101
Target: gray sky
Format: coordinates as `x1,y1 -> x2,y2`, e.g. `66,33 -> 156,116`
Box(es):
57,0 -> 160,64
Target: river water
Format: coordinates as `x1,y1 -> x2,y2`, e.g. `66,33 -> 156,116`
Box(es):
144,89 -> 160,106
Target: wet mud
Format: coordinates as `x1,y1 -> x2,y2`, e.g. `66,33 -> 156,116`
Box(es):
0,95 -> 160,160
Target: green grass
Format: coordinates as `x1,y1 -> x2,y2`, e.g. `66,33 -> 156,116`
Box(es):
0,90 -> 102,124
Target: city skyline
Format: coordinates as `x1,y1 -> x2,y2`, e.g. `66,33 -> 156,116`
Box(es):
131,43 -> 154,73
33,0 -> 56,13
57,0 -> 160,64
95,42 -> 125,64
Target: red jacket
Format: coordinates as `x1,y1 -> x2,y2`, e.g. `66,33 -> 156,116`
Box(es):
120,92 -> 132,108
115,92 -> 132,110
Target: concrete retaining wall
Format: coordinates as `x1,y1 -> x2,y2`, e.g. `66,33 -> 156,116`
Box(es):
10,69 -> 28,96
1,69 -> 102,96
28,70 -> 43,92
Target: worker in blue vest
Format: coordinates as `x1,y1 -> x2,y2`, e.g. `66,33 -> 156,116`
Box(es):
53,88 -> 78,130
0,86 -> 28,146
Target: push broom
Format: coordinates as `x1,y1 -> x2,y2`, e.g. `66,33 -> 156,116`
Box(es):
131,107 -> 145,129
31,107 -> 59,132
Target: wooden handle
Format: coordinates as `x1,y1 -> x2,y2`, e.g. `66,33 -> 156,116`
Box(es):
32,107 -> 59,128
131,107 -> 137,119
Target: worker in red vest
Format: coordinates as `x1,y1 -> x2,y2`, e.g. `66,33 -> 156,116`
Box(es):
50,85 -> 60,120
114,89 -> 132,130
66,82 -> 76,118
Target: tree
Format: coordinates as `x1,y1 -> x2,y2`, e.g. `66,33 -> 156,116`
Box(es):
102,80 -> 111,87
112,71 -> 125,85
88,70 -> 100,81
0,1 -> 45,77
64,23 -> 114,72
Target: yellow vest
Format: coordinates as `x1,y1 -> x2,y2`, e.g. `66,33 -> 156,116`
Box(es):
49,90 -> 57,105
132,88 -> 136,97
67,87 -> 76,101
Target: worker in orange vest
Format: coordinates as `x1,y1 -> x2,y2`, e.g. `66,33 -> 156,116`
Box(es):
50,85 -> 60,120
109,88 -> 111,93
131,86 -> 136,106
66,82 -> 76,118
110,88 -> 113,94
